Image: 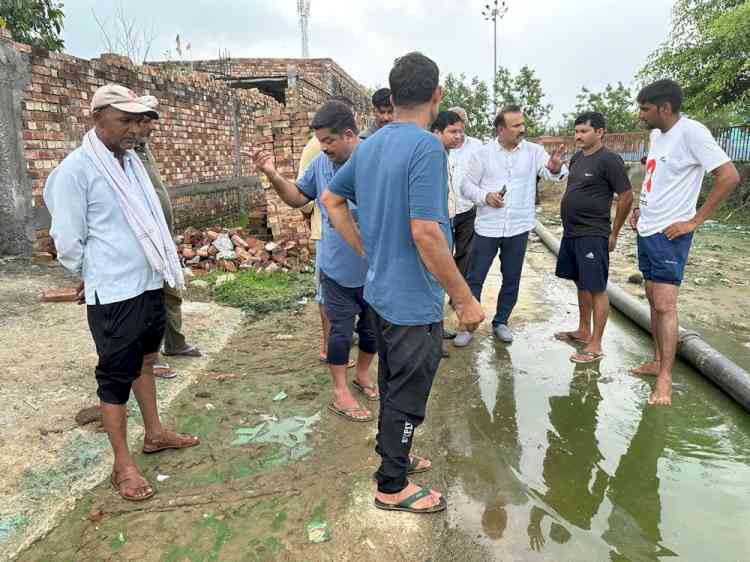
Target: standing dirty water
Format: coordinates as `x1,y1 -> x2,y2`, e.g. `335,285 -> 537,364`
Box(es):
436,242 -> 750,561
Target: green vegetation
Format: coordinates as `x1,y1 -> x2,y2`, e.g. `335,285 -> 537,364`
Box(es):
441,65 -> 552,138
209,270 -> 314,318
559,82 -> 640,134
638,0 -> 750,125
0,0 -> 65,51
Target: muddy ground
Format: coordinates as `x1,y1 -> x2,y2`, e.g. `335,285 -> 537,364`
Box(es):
2,183 -> 749,561
0,258 -> 243,560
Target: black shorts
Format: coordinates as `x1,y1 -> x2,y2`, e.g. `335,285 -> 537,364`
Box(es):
555,236 -> 609,292
87,289 -> 166,405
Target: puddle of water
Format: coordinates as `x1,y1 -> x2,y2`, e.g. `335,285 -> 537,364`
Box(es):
445,264 -> 750,561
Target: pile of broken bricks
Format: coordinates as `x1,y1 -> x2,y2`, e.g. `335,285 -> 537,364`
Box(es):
40,226 -> 313,302
177,226 -> 312,274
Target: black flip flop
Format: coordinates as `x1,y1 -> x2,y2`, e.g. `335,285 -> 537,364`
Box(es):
374,488 -> 447,514
352,380 -> 379,401
372,455 -> 431,480
327,402 -> 372,422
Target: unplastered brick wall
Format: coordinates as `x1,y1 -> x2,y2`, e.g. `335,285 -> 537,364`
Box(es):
4,36 -> 305,251
181,57 -> 370,112
2,33 -> 369,254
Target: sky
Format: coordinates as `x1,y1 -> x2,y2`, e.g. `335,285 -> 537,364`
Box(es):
61,0 -> 675,124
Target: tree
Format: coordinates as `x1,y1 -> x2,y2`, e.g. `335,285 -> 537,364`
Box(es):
0,0 -> 65,51
638,0 -> 750,124
560,82 -> 640,133
441,65 -> 553,139
440,72 -> 492,139
493,65 -> 553,138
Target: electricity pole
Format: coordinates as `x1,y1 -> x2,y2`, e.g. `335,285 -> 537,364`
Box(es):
297,0 -> 311,58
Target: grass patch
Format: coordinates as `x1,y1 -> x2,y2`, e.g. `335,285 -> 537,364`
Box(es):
228,212 -> 249,229
210,270 -> 314,317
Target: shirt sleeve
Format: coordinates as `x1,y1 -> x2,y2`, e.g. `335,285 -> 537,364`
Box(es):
604,153 -> 632,194
686,121 -> 731,173
329,154 -> 357,202
408,142 -> 448,222
295,158 -> 319,200
462,150 -> 490,206
536,144 -> 568,181
43,166 -> 87,275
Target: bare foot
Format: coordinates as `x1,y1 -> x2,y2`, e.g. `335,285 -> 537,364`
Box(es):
554,330 -> 591,343
632,360 -> 660,376
375,482 -> 442,510
648,375 -> 672,406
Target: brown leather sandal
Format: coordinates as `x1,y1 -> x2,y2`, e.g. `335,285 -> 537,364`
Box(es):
142,431 -> 200,454
111,466 -> 155,502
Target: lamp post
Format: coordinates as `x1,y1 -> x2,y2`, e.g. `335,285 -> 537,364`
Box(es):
482,0 -> 508,113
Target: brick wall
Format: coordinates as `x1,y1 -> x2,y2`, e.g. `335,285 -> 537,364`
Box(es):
180,57 -> 369,111
0,32 -> 369,254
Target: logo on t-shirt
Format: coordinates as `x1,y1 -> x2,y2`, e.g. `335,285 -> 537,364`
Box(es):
643,158 -> 657,193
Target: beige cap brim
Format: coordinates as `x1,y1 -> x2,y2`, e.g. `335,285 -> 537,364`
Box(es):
108,100 -> 155,115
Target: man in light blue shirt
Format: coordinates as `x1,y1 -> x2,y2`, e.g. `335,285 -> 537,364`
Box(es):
245,100 -> 378,423
44,84 -> 199,502
323,52 -> 485,514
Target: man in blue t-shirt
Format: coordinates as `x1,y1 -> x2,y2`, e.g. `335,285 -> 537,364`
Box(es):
323,52 -> 485,514
244,101 -> 378,422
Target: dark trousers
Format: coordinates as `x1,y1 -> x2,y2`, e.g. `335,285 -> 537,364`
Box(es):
373,311 -> 442,493
320,272 -> 377,365
162,283 -> 187,354
453,207 -> 476,280
468,230 -> 530,327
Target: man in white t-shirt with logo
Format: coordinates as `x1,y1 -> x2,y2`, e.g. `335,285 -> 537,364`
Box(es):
629,79 -> 740,406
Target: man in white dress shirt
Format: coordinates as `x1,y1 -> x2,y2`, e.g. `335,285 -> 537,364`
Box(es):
454,105 -> 567,346
447,106 -> 484,282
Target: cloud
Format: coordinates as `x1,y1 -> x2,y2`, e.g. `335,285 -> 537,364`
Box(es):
62,0 -> 673,123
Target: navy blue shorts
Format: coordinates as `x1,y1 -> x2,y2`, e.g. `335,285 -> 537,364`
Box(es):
637,232 -> 693,285
555,236 -> 609,292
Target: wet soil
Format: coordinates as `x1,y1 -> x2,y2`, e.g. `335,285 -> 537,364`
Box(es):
11,300 -> 489,562
0,258 -> 242,560
536,182 -> 750,370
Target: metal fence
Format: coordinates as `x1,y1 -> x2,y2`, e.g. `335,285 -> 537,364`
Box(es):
714,125 -> 750,163
534,124 -> 750,163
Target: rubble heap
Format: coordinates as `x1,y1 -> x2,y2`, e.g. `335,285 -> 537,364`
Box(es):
177,226 -> 312,274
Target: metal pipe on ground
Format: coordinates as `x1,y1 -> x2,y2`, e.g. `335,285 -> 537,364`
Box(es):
533,220 -> 750,411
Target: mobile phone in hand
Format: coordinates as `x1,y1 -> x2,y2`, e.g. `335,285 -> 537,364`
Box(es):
499,186 -> 507,197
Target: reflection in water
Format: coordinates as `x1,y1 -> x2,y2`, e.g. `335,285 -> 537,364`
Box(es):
527,364 -> 607,552
444,271 -> 750,560
452,341 -> 527,542
603,407 -> 676,561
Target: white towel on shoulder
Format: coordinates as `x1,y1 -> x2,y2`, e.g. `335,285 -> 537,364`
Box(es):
82,129 -> 184,289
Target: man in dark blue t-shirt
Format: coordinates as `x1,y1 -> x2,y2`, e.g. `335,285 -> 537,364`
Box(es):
245,101 -> 378,424
323,52 -> 485,514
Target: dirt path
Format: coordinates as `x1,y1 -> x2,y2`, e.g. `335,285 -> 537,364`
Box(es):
10,297 -> 493,561
0,258 -> 242,560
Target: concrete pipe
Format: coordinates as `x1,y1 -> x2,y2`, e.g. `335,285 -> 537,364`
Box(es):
534,220 -> 750,411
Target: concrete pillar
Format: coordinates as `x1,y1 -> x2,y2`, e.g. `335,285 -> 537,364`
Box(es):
0,37 -> 33,255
